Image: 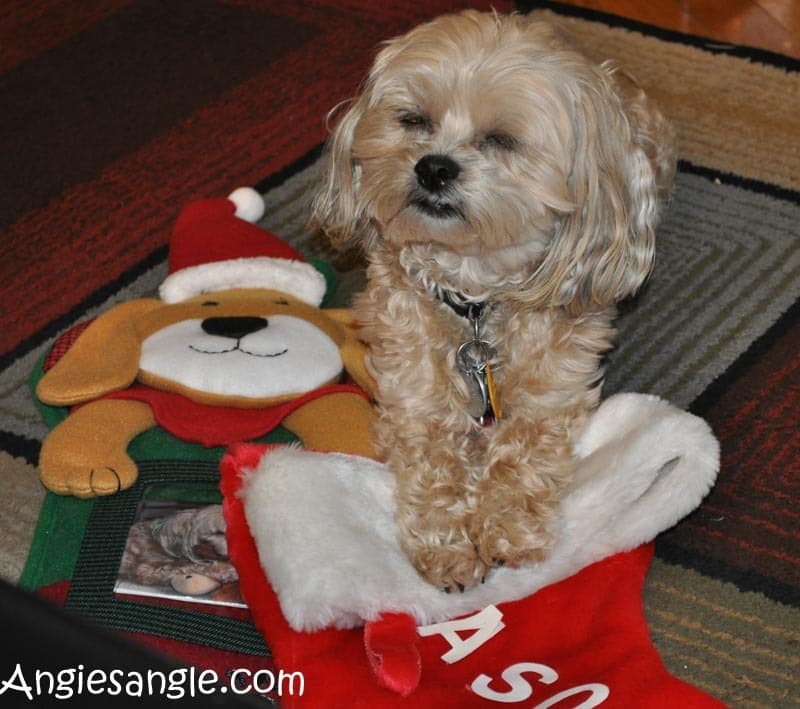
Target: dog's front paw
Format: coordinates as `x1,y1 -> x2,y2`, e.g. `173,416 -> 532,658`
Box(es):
473,508 -> 556,570
404,536 -> 488,593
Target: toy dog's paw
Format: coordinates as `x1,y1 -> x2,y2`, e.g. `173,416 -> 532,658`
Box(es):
39,453 -> 139,499
37,399 -> 153,498
405,535 -> 489,593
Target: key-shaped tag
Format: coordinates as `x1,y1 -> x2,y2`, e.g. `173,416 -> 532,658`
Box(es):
461,368 -> 489,420
457,340 -> 496,420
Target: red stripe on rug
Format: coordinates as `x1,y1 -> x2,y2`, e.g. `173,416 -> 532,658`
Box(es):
2,0 -> 319,231
661,311 -> 800,596
1,0 -> 512,358
0,0 -> 133,72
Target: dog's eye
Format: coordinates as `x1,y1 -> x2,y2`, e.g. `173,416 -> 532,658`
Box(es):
398,111 -> 432,131
274,298 -> 290,306
202,300 -> 219,307
481,132 -> 518,152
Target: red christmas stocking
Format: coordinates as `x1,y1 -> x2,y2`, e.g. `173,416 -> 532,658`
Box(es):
220,393 -> 724,707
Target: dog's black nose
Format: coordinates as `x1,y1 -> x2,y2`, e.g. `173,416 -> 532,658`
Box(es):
415,154 -> 461,193
201,316 -> 268,340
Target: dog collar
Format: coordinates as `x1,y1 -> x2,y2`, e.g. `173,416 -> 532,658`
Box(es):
434,288 -> 502,426
436,287 -> 487,322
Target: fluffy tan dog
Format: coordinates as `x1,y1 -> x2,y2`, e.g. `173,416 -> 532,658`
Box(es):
311,10 -> 676,591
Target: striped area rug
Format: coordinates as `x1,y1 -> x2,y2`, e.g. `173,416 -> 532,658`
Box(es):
1,1 -> 798,707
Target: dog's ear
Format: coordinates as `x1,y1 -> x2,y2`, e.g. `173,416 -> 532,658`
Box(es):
308,94 -> 371,250
607,64 -> 677,205
324,308 -> 376,397
309,32 -> 409,253
37,299 -> 162,406
538,63 -> 675,312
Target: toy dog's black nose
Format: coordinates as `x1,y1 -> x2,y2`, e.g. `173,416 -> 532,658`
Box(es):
415,154 -> 461,193
201,316 -> 268,340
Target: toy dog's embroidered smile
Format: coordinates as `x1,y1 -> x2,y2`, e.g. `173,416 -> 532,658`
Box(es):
141,310 -> 340,401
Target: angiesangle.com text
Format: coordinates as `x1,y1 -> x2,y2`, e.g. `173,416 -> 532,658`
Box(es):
0,663 -> 304,701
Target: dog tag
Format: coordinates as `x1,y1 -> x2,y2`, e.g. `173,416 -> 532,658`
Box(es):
456,340 -> 495,375
456,339 -> 496,421
485,363 -> 502,421
461,368 -> 490,420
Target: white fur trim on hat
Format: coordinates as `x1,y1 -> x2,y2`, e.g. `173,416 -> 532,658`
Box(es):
159,256 -> 327,305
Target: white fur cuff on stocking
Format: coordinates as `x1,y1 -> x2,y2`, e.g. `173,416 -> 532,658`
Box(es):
234,393 -> 719,632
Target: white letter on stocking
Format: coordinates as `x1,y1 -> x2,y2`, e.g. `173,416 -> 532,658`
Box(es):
471,662 -> 559,703
418,605 -> 505,663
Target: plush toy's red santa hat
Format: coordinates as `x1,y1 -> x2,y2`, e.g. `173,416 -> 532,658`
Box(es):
159,187 -> 326,306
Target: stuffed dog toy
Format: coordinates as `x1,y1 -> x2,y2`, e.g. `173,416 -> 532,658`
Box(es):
36,189 -> 375,498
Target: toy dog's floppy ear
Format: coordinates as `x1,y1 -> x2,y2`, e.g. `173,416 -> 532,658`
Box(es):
37,299 -> 163,406
325,308 -> 376,398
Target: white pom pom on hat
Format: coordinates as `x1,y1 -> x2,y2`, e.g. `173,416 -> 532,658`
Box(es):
159,188 -> 326,306
228,186 -> 266,223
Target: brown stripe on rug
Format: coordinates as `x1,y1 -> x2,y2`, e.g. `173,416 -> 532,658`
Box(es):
526,5 -> 800,193
645,559 -> 800,708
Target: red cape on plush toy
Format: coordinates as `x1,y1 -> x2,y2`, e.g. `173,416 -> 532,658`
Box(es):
221,393 -> 726,707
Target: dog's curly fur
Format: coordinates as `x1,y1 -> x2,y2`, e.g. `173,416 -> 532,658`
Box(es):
310,10 -> 677,591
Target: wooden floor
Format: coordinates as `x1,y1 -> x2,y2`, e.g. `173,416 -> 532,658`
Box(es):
559,0 -> 800,59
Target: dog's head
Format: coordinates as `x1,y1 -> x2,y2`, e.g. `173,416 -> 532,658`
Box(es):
37,289 -> 373,409
311,10 -> 676,309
